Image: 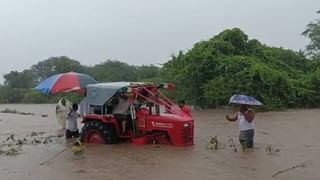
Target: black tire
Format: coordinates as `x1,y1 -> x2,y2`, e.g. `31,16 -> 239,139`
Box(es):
81,121 -> 117,144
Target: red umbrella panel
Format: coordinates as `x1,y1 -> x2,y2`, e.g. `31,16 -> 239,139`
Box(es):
35,72 -> 98,95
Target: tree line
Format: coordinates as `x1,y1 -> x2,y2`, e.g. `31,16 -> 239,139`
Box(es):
1,10 -> 320,110
163,10 -> 320,110
0,58 -> 163,104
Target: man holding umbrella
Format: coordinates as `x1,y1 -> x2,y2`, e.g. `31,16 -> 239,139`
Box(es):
35,72 -> 97,134
226,94 -> 262,150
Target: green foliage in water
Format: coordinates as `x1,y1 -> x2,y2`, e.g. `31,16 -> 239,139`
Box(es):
163,28 -> 320,110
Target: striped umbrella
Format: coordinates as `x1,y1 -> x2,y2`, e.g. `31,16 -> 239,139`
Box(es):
35,72 -> 98,95
229,94 -> 263,106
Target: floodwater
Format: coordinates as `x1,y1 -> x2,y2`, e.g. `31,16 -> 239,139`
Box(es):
0,104 -> 319,180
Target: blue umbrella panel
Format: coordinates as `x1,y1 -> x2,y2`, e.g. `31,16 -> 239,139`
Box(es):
229,94 -> 263,106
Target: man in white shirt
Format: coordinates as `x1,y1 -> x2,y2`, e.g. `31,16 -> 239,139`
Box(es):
226,104 -> 255,150
112,96 -> 129,114
112,95 -> 130,133
66,103 -> 80,138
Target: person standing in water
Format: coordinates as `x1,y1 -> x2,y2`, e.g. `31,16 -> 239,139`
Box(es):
178,100 -> 192,117
66,103 -> 80,139
226,104 -> 255,150
55,98 -> 71,130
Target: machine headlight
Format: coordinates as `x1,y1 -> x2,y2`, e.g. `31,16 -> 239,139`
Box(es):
183,123 -> 189,128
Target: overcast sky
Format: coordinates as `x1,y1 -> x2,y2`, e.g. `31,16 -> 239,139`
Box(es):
0,0 -> 319,83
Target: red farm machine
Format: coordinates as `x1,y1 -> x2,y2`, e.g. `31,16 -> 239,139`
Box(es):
80,82 -> 194,146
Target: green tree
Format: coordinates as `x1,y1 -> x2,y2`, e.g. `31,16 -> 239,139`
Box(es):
0,86 -> 28,103
3,70 -> 37,88
31,56 -> 84,81
136,65 -> 162,81
302,10 -> 320,58
88,60 -> 138,82
164,28 -> 312,110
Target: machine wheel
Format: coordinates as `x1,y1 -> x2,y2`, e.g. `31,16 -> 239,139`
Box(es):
81,121 -> 117,144
151,131 -> 172,145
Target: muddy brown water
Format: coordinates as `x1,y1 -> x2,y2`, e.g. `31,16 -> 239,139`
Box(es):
0,104 -> 319,180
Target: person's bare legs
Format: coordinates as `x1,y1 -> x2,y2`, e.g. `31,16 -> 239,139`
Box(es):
122,121 -> 127,134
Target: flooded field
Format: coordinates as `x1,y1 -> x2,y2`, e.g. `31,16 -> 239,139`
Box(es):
0,104 -> 319,180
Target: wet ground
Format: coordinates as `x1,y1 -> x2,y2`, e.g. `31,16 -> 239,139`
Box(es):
0,104 -> 319,180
